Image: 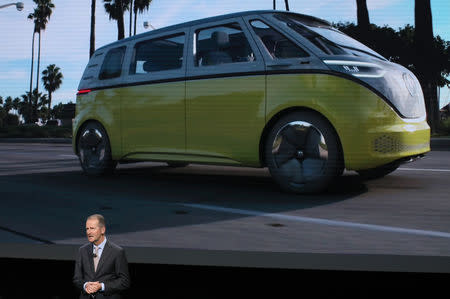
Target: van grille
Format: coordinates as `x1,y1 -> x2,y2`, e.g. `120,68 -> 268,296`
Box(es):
374,135 -> 399,153
373,135 -> 428,153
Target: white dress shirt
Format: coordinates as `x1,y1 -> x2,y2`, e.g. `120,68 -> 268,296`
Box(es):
83,237 -> 107,292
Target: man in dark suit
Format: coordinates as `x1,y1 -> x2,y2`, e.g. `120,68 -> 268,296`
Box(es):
73,214 -> 130,298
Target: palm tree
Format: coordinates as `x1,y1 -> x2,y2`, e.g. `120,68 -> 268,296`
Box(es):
415,0 -> 438,132
356,0 -> 370,37
12,97 -> 20,115
27,10 -> 39,99
90,0 -> 96,57
4,97 -> 13,114
133,0 -> 151,35
103,0 -> 130,40
20,89 -> 48,124
284,0 -> 289,11
35,0 -> 54,94
28,0 -> 55,95
42,64 -> 63,111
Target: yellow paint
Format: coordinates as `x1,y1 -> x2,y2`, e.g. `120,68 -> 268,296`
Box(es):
74,73 -> 430,171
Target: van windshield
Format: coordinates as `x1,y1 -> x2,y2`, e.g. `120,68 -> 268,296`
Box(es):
273,14 -> 386,61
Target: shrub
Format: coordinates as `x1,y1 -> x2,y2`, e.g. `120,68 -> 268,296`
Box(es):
4,114 -> 19,126
438,118 -> 450,135
0,125 -> 72,138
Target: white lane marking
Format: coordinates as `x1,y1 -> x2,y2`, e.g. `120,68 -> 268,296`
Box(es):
59,154 -> 78,158
398,168 -> 450,172
181,203 -> 450,239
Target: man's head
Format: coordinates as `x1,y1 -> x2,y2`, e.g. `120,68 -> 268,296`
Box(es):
85,214 -> 106,245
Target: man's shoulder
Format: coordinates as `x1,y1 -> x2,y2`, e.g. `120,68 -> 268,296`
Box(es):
106,240 -> 125,252
79,242 -> 92,251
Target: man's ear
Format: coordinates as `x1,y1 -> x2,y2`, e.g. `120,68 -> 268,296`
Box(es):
101,226 -> 106,235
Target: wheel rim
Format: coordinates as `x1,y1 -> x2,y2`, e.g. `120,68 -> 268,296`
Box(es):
79,127 -> 106,168
271,121 -> 328,187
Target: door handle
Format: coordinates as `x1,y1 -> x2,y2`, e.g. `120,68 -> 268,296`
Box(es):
266,60 -> 310,68
266,63 -> 292,68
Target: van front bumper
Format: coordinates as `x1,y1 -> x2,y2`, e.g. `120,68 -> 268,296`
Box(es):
343,116 -> 430,171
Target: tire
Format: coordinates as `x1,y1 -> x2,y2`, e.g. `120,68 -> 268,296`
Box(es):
167,162 -> 189,168
77,121 -> 117,176
264,111 -> 343,194
357,164 -> 399,180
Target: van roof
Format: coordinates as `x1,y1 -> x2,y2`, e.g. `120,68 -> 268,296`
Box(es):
95,10 -> 330,52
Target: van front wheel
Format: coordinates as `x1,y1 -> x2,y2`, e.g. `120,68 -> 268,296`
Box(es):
77,122 -> 117,176
265,111 -> 343,194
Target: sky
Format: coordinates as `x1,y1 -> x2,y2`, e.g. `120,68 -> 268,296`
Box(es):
1,0 -> 449,108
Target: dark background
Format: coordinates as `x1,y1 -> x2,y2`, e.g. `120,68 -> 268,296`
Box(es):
0,258 -> 448,298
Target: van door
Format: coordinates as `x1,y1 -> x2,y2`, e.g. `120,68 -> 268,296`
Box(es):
243,16 -> 327,122
185,17 -> 266,166
121,31 -> 187,156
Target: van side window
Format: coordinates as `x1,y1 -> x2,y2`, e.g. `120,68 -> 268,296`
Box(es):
195,23 -> 255,66
250,20 -> 309,59
99,46 -> 126,80
130,34 -> 185,74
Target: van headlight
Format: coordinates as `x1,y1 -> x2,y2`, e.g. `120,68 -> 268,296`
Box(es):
323,59 -> 426,119
323,60 -> 386,78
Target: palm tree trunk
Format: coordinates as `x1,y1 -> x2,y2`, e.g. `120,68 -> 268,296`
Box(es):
36,31 -> 41,94
284,0 -> 289,11
32,90 -> 38,123
415,0 -> 438,132
29,31 -> 35,100
356,0 -> 370,35
29,30 -> 36,124
129,0 -> 133,37
90,0 -> 96,57
117,2 -> 125,40
134,7 -> 137,35
118,17 -> 125,40
48,92 -> 52,111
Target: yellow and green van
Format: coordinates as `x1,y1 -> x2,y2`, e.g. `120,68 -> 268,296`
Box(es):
73,10 -> 430,194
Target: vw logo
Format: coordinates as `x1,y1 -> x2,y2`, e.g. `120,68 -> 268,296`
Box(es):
403,73 -> 417,97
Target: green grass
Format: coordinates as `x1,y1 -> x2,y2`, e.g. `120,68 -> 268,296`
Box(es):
0,125 -> 72,138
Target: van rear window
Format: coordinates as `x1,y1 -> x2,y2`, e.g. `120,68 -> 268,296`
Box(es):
99,46 -> 126,80
130,34 -> 185,74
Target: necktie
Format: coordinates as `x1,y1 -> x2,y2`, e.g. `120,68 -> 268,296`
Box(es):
93,246 -> 100,272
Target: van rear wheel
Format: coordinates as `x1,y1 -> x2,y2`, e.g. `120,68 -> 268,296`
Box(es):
265,111 -> 343,194
77,121 -> 117,176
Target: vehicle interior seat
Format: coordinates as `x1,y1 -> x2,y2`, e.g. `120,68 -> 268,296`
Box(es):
143,60 -> 158,72
203,31 -> 233,66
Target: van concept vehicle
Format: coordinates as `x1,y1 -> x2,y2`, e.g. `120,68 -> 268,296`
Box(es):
73,10 -> 430,193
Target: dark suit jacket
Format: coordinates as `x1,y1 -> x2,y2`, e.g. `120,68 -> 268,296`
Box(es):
73,240 -> 130,299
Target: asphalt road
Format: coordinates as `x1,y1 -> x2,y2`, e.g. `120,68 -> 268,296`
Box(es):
0,142 -> 450,271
